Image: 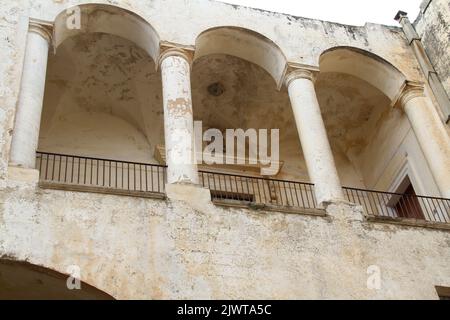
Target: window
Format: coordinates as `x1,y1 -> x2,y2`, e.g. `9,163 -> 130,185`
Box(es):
210,190 -> 255,202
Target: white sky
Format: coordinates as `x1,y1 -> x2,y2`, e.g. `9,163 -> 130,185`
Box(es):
217,0 -> 423,26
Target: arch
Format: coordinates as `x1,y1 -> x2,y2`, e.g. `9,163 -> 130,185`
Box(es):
194,26 -> 287,89
319,47 -> 406,101
0,259 -> 115,300
53,4 -> 160,63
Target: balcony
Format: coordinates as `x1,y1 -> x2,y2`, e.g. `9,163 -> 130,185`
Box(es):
36,152 -> 166,199
199,170 -> 321,215
36,152 -> 450,226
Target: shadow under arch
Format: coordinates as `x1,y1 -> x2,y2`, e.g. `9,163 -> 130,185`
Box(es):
194,26 -> 288,89
319,46 -> 407,101
53,3 -> 160,63
0,259 -> 115,300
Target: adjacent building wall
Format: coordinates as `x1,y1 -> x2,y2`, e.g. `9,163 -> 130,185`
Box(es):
415,0 -> 450,98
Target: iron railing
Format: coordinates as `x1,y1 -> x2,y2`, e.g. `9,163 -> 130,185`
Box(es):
35,152 -> 450,223
199,170 -> 450,223
36,152 -> 166,195
343,187 -> 450,223
199,171 -> 318,210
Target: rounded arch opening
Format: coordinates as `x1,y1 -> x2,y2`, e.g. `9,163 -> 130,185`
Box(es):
317,46 -> 418,190
40,26 -> 164,165
194,26 -> 287,89
0,259 -> 114,300
191,52 -> 307,180
319,47 -> 406,101
53,3 -> 160,63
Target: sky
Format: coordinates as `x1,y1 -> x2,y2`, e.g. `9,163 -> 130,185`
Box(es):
218,0 -> 423,26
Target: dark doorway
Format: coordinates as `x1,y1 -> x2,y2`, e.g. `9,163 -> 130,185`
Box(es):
394,181 -> 425,220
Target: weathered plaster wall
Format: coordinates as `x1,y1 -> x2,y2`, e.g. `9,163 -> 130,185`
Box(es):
39,111 -> 155,164
0,185 -> 449,299
0,1 -> 28,184
27,0 -> 423,79
0,0 -> 448,300
415,0 -> 450,97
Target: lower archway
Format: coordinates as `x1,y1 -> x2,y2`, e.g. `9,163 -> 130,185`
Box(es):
0,259 -> 114,300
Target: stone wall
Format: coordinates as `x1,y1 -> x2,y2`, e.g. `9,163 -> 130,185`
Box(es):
415,0 -> 450,98
0,183 -> 449,299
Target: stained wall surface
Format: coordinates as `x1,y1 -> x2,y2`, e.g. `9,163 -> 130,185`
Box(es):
0,0 -> 449,300
415,0 -> 450,98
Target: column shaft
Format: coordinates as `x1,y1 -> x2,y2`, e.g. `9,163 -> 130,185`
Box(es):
286,71 -> 344,205
403,95 -> 450,198
10,25 -> 50,168
160,53 -> 198,184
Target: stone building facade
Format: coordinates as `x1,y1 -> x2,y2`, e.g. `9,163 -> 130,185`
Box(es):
0,0 -> 449,299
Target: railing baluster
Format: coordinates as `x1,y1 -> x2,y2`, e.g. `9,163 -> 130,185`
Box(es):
233,175 -> 239,201
44,154 -> 49,180
77,157 -> 81,184
373,192 -> 383,217
155,166 -> 158,193
304,183 -> 311,208
256,178 -> 263,204
37,153 -> 42,179
133,163 -> 136,191
435,198 -> 444,223
273,181 -> 280,205
145,165 -> 149,192
84,158 -> 87,185
58,155 -> 62,182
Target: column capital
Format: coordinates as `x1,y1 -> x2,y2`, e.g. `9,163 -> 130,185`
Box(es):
29,18 -> 53,44
158,42 -> 195,68
393,81 -> 426,109
284,64 -> 319,87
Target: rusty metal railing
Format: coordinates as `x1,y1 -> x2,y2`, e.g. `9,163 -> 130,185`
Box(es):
343,187 -> 450,223
36,151 -> 167,195
199,170 -> 318,210
35,152 -> 450,223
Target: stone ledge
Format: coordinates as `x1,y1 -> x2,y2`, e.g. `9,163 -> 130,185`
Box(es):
212,199 -> 328,217
365,215 -> 450,231
38,182 -> 166,200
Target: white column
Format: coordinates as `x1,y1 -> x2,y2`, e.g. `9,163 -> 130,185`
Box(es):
285,69 -> 344,205
10,21 -> 52,169
159,49 -> 198,185
398,83 -> 450,198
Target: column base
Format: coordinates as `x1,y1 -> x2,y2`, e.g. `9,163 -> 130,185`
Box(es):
325,200 -> 364,222
166,183 -> 213,212
7,166 -> 40,184
166,183 -> 211,202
